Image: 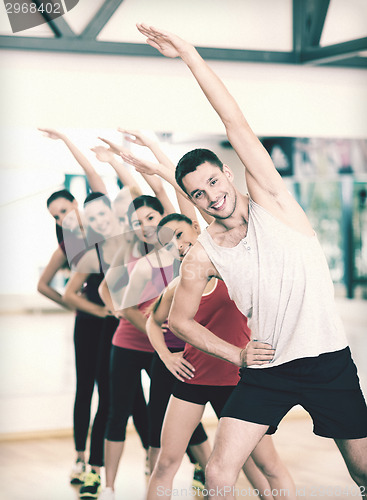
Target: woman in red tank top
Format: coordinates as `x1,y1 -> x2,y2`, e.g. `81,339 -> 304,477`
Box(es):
146,213 -> 296,500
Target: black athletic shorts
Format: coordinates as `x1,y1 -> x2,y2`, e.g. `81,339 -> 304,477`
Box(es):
221,347 -> 367,439
173,382 -> 235,418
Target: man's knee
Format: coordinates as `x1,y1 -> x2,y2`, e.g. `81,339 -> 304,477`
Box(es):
336,438 -> 367,487
348,462 -> 367,487
206,458 -> 236,489
205,460 -> 220,489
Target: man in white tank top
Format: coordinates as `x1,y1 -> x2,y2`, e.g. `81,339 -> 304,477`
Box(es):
137,24 -> 367,497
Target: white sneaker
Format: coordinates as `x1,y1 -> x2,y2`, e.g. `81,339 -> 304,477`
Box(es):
70,460 -> 86,484
99,487 -> 115,500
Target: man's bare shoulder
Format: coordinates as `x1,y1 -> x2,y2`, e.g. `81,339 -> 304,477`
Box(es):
185,240 -> 211,263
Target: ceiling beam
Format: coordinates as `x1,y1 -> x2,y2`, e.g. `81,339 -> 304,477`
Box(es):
197,47 -> 296,64
293,0 -> 306,62
301,37 -> 367,65
306,0 -> 330,47
0,36 -> 296,64
80,0 -> 125,40
0,34 -> 365,69
319,56 -> 367,69
33,0 -> 75,38
43,15 -> 75,38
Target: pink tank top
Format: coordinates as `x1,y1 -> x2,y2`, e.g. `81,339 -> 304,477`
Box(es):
112,253 -> 175,352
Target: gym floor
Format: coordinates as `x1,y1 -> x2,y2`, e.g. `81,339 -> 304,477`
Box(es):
0,297 -> 366,499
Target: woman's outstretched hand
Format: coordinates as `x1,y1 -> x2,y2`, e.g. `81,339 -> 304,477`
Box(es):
119,150 -> 159,176
136,23 -> 191,59
118,128 -> 154,148
90,145 -> 116,163
38,128 -> 66,141
97,137 -> 130,156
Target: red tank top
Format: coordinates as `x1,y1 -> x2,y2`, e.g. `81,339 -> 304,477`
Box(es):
184,279 -> 251,386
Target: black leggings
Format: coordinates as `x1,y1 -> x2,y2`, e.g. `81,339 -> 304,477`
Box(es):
131,378 -> 150,451
73,316 -> 149,465
106,346 -> 154,442
149,351 -> 208,449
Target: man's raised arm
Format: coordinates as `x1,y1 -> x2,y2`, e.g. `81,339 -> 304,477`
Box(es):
137,24 -> 313,234
136,25 -> 283,197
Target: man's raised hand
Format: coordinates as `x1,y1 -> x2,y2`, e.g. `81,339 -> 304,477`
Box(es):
136,23 -> 190,59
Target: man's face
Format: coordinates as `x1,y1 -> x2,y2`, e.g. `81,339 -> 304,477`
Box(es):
182,162 -> 237,220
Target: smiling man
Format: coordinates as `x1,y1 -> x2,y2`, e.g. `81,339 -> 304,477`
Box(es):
178,150 -> 238,219
137,23 -> 367,499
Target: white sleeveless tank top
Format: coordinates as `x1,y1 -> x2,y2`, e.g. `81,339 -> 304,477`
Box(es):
197,199 -> 347,368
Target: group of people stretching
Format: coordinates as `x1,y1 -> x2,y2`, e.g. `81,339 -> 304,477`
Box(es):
38,23 -> 367,500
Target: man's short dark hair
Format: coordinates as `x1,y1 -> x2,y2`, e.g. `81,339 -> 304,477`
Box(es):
175,149 -> 223,195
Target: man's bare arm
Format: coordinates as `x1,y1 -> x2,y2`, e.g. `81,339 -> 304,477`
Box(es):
135,27 -> 278,194
137,25 -> 313,235
168,244 -> 242,366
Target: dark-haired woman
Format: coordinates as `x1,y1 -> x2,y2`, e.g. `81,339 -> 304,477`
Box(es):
99,195 -> 207,500
38,188 -> 149,499
38,189 -> 106,491
62,192 -> 129,499
38,189 -> 88,301
37,129 -> 110,490
37,127 -> 109,312
100,195 -> 170,500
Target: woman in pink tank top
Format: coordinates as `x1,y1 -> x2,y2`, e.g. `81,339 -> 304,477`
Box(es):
101,195 -> 177,495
